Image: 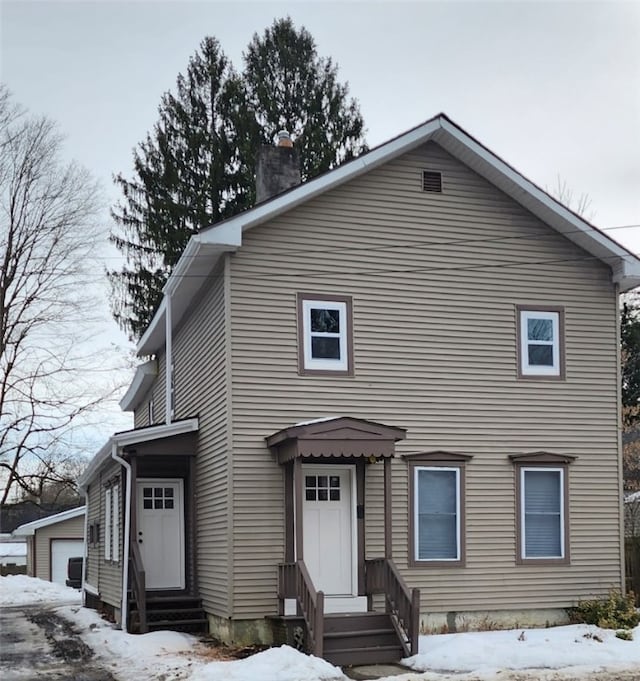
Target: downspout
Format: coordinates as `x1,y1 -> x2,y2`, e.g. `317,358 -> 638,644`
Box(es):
111,442 -> 132,633
165,292 -> 173,425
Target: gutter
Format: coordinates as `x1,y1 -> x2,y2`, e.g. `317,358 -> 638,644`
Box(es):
111,443 -> 132,633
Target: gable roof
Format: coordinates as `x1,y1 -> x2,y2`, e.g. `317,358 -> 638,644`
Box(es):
12,505 -> 85,536
137,113 -> 640,356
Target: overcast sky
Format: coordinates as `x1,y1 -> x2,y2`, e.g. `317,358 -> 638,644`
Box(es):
2,0 -> 639,436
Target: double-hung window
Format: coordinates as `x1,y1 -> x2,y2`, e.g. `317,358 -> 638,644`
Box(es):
520,468 -> 564,560
104,483 -> 120,563
512,453 -> 573,565
408,453 -> 470,566
297,293 -> 353,375
517,306 -> 564,378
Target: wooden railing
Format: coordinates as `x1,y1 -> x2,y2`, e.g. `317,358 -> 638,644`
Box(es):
365,557 -> 419,656
129,538 -> 147,633
278,561 -> 324,657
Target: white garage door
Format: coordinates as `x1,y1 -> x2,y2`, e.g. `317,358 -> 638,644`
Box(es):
51,540 -> 83,585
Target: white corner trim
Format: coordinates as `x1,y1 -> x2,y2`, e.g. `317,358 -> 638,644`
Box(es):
83,581 -> 100,597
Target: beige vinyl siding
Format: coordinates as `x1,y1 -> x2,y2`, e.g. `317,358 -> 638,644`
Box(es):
133,356 -> 168,428
85,461 -> 123,608
228,141 -> 621,617
171,260 -> 230,617
33,515 -> 84,581
86,479 -> 100,587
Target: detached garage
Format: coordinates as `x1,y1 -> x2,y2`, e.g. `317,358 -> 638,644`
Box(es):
13,506 -> 85,585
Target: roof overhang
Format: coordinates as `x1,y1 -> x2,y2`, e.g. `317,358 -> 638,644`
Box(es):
266,416 -> 406,464
136,114 -> 640,356
119,359 -> 157,411
78,418 -> 199,490
137,228 -> 241,356
12,505 -> 86,536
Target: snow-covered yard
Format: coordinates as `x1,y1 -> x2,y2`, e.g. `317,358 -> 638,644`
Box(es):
1,575 -> 640,680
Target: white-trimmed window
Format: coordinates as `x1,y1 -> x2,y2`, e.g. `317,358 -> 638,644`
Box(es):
520,468 -> 564,560
104,484 -> 120,562
414,466 -> 461,562
297,294 -> 353,375
104,488 -> 112,561
148,398 -> 154,425
517,307 -> 564,378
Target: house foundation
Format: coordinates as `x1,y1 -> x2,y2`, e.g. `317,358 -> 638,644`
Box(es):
420,608 -> 570,634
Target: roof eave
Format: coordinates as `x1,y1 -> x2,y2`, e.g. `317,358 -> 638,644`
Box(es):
136,233 -> 240,356
78,418 -> 200,491
12,505 -> 86,536
119,359 -> 158,411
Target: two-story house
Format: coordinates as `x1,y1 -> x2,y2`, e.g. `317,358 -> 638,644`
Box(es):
79,114 -> 640,665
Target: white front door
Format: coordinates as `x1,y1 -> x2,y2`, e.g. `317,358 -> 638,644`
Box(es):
302,466 -> 356,598
137,479 -> 185,590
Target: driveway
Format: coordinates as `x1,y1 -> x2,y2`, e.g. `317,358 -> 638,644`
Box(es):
0,604 -> 116,680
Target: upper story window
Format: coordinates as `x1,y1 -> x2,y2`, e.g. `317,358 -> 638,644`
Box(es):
517,306 -> 565,379
297,293 -> 353,375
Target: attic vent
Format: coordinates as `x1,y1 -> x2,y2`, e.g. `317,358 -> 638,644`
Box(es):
422,171 -> 442,193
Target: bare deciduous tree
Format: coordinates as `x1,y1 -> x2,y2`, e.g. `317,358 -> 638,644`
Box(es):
0,85 -> 108,504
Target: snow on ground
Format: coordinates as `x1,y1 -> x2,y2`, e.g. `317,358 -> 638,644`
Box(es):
55,603 -> 346,681
403,625 -> 640,680
0,574 -> 81,605
3,576 -> 640,680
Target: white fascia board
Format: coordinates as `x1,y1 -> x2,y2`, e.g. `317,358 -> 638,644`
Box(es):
78,440 -> 112,490
111,417 -> 199,448
613,257 -> 640,292
78,419 -> 200,491
119,360 -> 158,411
163,236 -> 202,297
437,118 -> 640,287
12,506 -> 86,536
136,297 -> 166,357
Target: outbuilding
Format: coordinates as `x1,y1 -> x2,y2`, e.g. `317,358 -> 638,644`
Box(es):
13,506 -> 85,585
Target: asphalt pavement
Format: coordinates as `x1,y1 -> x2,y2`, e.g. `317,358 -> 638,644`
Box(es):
0,604 -> 116,681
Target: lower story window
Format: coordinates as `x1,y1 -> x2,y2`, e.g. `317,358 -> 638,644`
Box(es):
414,466 -> 461,563
520,467 -> 565,561
104,483 -> 120,563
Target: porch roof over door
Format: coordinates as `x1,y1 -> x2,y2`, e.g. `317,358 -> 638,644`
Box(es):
266,416 -> 406,464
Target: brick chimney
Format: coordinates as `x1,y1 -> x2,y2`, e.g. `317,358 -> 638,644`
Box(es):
255,130 -> 301,204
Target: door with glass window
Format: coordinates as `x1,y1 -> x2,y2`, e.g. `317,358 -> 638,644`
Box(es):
136,478 -> 185,589
301,466 -> 355,596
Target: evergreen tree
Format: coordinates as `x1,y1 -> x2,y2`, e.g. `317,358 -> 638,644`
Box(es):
110,37 -> 247,339
242,17 -> 366,180
110,20 -> 366,340
622,292 -> 640,417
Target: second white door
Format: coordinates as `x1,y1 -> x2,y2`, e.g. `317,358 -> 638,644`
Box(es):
137,479 -> 185,590
302,466 -> 355,597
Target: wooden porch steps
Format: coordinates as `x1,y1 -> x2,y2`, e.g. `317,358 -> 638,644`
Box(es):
129,594 -> 208,634
324,612 -> 405,666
